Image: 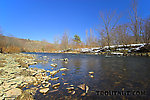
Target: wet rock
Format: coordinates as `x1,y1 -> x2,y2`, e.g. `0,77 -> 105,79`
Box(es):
71,91 -> 75,95
50,70 -> 59,76
59,68 -> 68,71
50,77 -> 59,81
28,61 -> 37,65
89,72 -> 94,74
62,73 -> 66,75
50,63 -> 57,67
5,88 -> 22,98
42,76 -> 49,80
81,93 -> 86,96
44,83 -> 51,88
16,89 -> 34,100
33,82 -> 38,86
90,75 -> 94,78
64,83 -> 69,85
42,81 -> 49,84
70,85 -> 74,87
49,89 -> 58,93
47,70 -> 50,72
66,87 -> 74,91
23,76 -> 36,83
78,84 -> 85,90
39,88 -> 49,94
86,85 -> 89,93
52,83 -> 60,88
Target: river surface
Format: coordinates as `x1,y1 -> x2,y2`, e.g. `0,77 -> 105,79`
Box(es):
26,53 -> 150,100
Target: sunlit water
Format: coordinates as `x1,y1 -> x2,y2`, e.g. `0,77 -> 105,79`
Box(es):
26,53 -> 150,100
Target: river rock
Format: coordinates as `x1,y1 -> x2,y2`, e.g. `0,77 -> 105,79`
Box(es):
59,68 -> 68,71
52,83 -> 60,88
81,93 -> 86,96
50,77 -> 59,81
5,88 -> 22,98
66,87 -> 74,91
50,70 -> 59,76
44,83 -> 51,88
86,85 -> 89,93
89,72 -> 94,74
78,84 -> 85,90
23,76 -> 36,83
64,83 -> 69,85
72,91 -> 75,95
62,73 -> 66,75
50,63 -> 57,67
39,88 -> 49,94
90,75 -> 94,78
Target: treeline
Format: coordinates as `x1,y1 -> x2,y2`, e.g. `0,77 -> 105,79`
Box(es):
0,34 -> 56,53
0,0 -> 150,53
56,0 -> 150,50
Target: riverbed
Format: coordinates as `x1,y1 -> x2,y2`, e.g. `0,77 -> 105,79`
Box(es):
27,53 -> 150,100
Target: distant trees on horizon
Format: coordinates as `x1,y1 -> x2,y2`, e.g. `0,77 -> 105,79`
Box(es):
0,0 -> 150,53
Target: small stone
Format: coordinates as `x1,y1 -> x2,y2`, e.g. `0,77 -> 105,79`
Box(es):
50,77 -> 59,81
78,84 -> 85,90
52,83 -> 60,88
64,83 -> 69,85
50,63 -> 57,67
39,88 -> 49,94
49,89 -> 58,93
33,82 -> 38,86
62,73 -> 66,75
71,91 -> 75,95
66,87 -> 74,91
81,93 -> 86,96
50,70 -> 59,76
44,83 -> 51,88
86,85 -> 89,93
89,72 -> 94,74
59,68 -> 68,71
90,75 -> 94,78
47,70 -> 50,72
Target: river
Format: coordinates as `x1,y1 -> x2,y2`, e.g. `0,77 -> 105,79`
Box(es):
27,53 -> 150,100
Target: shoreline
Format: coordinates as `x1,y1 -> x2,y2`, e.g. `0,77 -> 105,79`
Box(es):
0,53 -> 51,99
0,53 -> 72,100
23,51 -> 150,57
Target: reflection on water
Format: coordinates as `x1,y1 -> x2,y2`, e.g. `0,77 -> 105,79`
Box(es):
28,53 -> 150,100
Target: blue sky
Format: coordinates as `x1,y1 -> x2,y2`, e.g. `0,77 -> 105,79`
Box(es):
0,0 -> 150,43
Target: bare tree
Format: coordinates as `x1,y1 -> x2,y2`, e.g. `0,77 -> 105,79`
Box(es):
85,28 -> 99,47
98,29 -> 107,47
129,0 -> 141,43
54,35 -> 60,50
142,17 -> 150,44
60,32 -> 69,50
112,24 -> 130,45
100,11 -> 121,48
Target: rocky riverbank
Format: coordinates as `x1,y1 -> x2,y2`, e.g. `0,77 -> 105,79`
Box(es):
0,53 -> 91,100
0,53 -> 47,100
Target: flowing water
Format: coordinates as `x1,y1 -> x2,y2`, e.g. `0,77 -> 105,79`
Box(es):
27,53 -> 150,100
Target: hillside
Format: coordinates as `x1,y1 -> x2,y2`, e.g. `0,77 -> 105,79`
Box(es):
0,34 -> 54,53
